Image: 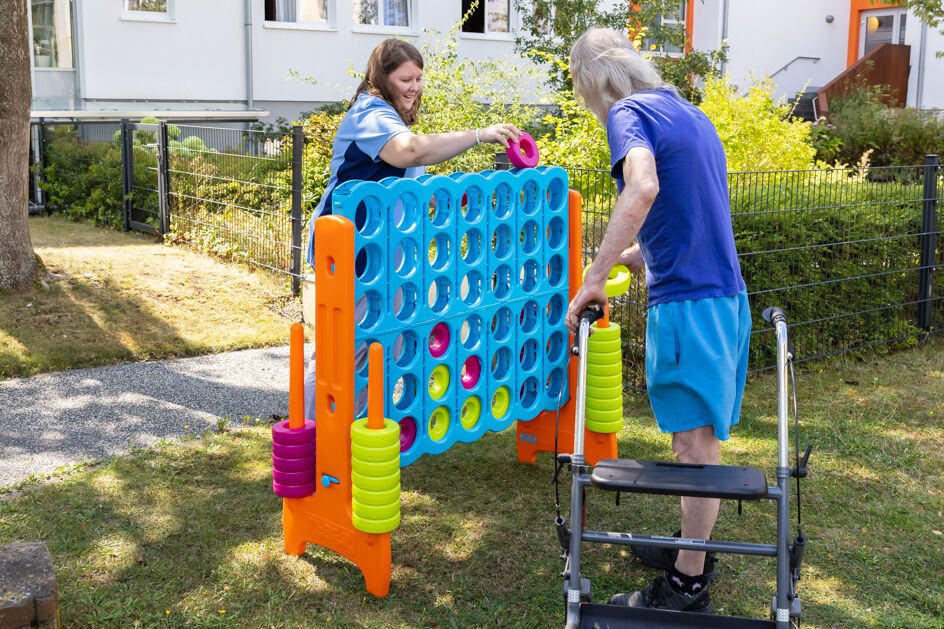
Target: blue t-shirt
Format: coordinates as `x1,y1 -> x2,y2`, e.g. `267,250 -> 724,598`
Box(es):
607,89 -> 745,306
306,93 -> 425,265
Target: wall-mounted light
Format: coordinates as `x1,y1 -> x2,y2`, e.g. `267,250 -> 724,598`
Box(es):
825,14 -> 834,23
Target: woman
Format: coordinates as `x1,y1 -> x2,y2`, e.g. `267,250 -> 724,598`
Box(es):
565,28 -> 750,615
304,38 -> 523,420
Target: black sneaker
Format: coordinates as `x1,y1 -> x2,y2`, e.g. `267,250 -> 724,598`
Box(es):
608,572 -> 713,613
630,529 -> 717,575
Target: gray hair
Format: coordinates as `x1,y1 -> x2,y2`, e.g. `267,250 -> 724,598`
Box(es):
570,28 -> 674,123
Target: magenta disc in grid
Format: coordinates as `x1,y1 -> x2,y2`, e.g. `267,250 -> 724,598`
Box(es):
399,416 -> 417,452
428,322 -> 450,358
461,356 -> 481,389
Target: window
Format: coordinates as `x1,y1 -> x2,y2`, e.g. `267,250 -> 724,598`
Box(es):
265,0 -> 328,24
122,0 -> 174,20
642,1 -> 687,57
860,9 -> 907,57
31,0 -> 73,69
354,0 -> 411,28
462,0 -> 510,34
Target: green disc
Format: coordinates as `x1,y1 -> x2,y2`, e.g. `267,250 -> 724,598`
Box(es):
350,439 -> 401,463
352,511 -> 400,534
352,497 -> 400,521
351,455 -> 400,478
352,468 -> 400,492
352,483 -> 401,506
428,406 -> 450,441
491,386 -> 511,418
461,396 -> 482,429
350,418 -> 400,448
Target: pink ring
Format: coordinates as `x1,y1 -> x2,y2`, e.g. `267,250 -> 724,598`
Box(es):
399,416 -> 417,452
272,440 -> 315,459
271,419 -> 316,445
273,468 -> 316,485
272,480 -> 316,498
506,132 -> 540,168
461,356 -> 481,389
272,453 -> 315,472
428,322 -> 450,358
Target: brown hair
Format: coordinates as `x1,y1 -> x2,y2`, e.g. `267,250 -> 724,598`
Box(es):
350,39 -> 424,126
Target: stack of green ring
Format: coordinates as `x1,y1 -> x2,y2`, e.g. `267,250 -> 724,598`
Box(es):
585,322 -> 624,434
350,418 -> 401,534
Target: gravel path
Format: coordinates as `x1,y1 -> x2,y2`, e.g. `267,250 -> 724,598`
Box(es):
0,346 -> 296,488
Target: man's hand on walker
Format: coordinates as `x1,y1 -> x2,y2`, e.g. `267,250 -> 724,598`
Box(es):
565,273 -> 608,334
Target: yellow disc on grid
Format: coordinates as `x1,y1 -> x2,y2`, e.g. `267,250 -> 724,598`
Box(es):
428,406 -> 450,441
491,386 -> 511,418
428,364 -> 450,400
461,395 -> 482,429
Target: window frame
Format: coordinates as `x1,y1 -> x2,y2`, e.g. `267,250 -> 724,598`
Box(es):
642,1 -> 687,58
351,0 -> 417,36
263,0 -> 336,32
121,0 -> 175,23
459,0 -> 515,42
858,7 -> 908,58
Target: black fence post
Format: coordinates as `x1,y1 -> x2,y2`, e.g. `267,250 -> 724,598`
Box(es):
37,117 -> 47,213
918,154 -> 939,331
290,124 -> 304,296
157,121 -> 171,235
120,119 -> 131,231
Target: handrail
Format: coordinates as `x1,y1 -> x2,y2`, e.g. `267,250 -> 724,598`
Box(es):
769,56 -> 821,80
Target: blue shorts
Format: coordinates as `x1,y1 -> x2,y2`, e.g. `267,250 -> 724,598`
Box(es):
645,290 -> 751,441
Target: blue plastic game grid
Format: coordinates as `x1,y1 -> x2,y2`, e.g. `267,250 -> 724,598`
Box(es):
332,166 -> 571,467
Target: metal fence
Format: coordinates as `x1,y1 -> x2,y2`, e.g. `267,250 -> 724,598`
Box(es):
30,119 -> 941,387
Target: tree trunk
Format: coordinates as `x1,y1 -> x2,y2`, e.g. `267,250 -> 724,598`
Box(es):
0,0 -> 37,291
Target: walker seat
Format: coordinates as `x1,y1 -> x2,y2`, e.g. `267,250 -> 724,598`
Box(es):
590,459 -> 768,500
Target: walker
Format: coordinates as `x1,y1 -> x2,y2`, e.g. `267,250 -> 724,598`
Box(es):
558,305 -> 810,629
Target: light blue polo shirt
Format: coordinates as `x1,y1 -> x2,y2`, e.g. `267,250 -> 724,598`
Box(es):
606,89 -> 745,306
306,92 -> 425,266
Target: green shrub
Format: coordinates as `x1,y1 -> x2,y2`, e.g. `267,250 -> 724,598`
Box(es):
698,76 -> 820,172
813,86 -> 944,167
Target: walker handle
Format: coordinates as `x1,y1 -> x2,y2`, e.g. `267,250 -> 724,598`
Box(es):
570,307 -> 604,356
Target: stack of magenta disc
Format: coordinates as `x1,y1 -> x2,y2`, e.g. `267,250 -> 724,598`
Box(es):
585,322 -> 624,434
271,419 -> 316,498
350,418 -> 401,534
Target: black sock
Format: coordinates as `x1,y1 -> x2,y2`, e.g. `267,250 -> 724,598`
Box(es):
666,565 -> 709,596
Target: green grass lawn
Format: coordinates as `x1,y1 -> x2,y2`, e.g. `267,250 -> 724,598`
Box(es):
2,338 -> 942,628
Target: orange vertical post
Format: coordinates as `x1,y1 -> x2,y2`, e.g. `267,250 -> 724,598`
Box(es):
367,343 -> 384,430
289,322 -> 305,429
281,215 -> 392,597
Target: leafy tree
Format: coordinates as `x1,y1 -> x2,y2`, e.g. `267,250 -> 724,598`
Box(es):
0,0 -> 37,290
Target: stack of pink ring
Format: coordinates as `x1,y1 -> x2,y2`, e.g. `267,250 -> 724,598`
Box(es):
272,419 -> 317,498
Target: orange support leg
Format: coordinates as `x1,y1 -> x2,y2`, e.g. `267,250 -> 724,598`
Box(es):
281,215 -> 392,597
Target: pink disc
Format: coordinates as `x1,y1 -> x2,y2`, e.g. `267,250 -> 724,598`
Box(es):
428,322 -> 450,358
506,132 -> 540,168
272,419 -> 316,445
399,416 -> 417,452
272,453 -> 315,472
273,480 -> 317,498
272,439 -> 315,459
273,467 -> 316,485
461,356 -> 481,389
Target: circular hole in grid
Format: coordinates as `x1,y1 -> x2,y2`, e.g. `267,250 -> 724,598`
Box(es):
393,331 -> 418,368
460,271 -> 483,306
353,196 -> 383,237
491,265 -> 513,299
354,339 -> 379,376
392,374 -> 417,411
548,176 -> 567,212
519,338 -> 539,371
519,180 -> 540,215
490,346 -> 512,380
355,290 -> 382,330
354,386 -> 368,417
428,189 -> 452,228
547,216 -> 565,249
462,186 -> 484,223
428,322 -> 451,358
546,368 -> 564,399
393,283 -> 418,322
491,307 -> 512,341
355,243 -> 382,283
519,300 -> 540,333
547,254 -> 565,288
520,220 -> 539,255
519,376 -> 539,410
393,193 -> 420,231
427,232 -> 452,271
427,276 -> 451,314
460,356 -> 482,389
546,331 -> 566,363
393,238 -> 419,278
546,294 -> 565,326
493,183 -> 513,219
460,314 -> 483,350
462,228 -> 483,265
491,223 -> 512,260
519,259 -> 540,293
